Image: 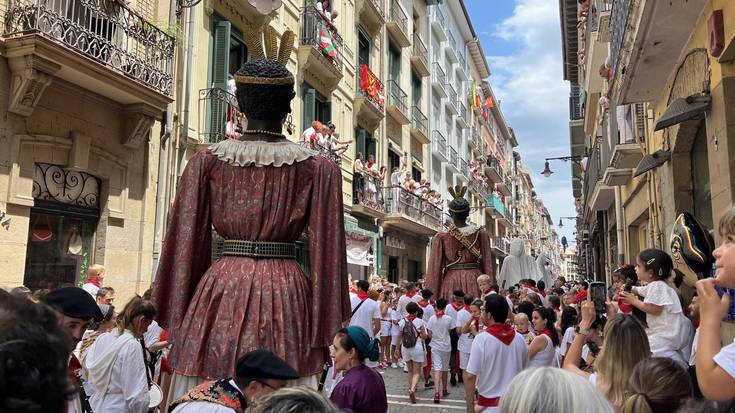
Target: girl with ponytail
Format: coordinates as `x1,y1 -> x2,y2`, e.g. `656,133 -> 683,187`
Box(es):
622,357 -> 692,413
620,249 -> 694,365
329,326 -> 388,413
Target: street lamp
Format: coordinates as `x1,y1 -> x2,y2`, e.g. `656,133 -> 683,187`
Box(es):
541,156 -> 582,178
558,216 -> 576,228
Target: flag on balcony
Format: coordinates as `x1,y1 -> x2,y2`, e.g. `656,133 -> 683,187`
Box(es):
319,23 -> 336,58
486,97 -> 494,109
360,64 -> 385,108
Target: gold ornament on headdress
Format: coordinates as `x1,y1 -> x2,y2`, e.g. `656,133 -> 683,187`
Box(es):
447,185 -> 468,200
235,24 -> 296,85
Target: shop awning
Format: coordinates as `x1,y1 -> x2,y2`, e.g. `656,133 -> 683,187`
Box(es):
653,94 -> 710,131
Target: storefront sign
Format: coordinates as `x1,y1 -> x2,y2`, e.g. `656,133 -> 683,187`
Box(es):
384,235 -> 405,250
346,231 -> 371,266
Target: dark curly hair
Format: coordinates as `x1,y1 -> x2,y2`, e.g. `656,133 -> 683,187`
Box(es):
234,59 -> 295,122
0,290 -> 75,413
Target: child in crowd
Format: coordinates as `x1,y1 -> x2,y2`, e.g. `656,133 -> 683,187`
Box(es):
477,274 -> 493,299
456,296 -> 477,381
513,313 -> 535,345
621,249 -> 694,366
390,296 -> 403,368
695,205 -> 735,401
396,302 -> 427,403
379,292 -> 394,369
427,298 -> 454,404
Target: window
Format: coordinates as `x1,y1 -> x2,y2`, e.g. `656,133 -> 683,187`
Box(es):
358,29 -> 371,67
302,84 -> 331,133
407,259 -> 420,282
356,127 -> 376,159
411,72 -> 421,107
411,166 -> 421,182
210,18 -> 249,91
388,256 -> 400,283
388,149 -> 401,172
389,41 -> 401,81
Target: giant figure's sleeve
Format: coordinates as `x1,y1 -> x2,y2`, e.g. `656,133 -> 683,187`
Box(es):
151,151 -> 212,330
308,158 -> 350,348
425,234 -> 445,297
479,228 -> 496,284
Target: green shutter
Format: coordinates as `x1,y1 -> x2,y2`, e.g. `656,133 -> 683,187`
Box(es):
355,127 -> 367,157
206,20 -> 231,143
302,87 -> 316,133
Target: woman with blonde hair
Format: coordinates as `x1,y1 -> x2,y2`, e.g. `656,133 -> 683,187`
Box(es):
501,367 -> 613,413
84,296 -> 156,413
622,357 -> 692,413
564,300 -> 651,409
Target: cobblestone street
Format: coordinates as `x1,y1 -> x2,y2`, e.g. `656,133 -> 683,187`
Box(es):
379,367 -> 467,413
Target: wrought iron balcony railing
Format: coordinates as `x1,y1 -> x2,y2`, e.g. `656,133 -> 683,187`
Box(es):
450,147 -> 459,168
199,88 -> 242,144
569,93 -> 582,121
459,101 -> 468,123
448,84 -> 458,110
610,0 -> 632,73
386,187 -> 444,231
491,236 -> 511,254
3,0 -> 175,96
411,105 -> 428,136
432,5 -> 446,28
356,64 -> 385,110
412,32 -> 428,66
387,78 -> 408,114
389,0 -> 408,35
469,178 -> 488,196
355,173 -> 386,212
432,130 -> 447,157
432,61 -> 447,87
447,30 -> 457,53
301,6 -> 344,72
460,158 -> 469,177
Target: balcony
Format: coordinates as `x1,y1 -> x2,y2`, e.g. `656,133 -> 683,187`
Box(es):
381,187 -> 443,236
612,0 -> 707,104
386,0 -> 410,48
410,106 -> 429,144
410,33 -> 430,77
2,0 -> 174,118
469,179 -> 488,197
447,84 -> 458,114
457,53 -> 469,80
431,62 -> 448,97
386,79 -> 410,125
484,156 -> 504,183
448,147 -> 459,172
298,6 -> 344,93
611,142 -> 644,169
355,64 -> 386,131
460,158 -> 469,179
352,173 -> 387,220
457,101 -> 469,127
470,128 -> 483,155
430,6 -> 447,41
484,193 -> 506,217
199,88 -> 243,144
431,130 -> 448,161
355,0 -> 385,36
490,236 -> 511,257
496,177 -> 512,197
569,93 -> 582,121
445,31 -> 459,63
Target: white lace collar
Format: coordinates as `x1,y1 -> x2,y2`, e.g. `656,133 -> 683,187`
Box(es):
454,223 -> 480,235
208,139 -> 318,167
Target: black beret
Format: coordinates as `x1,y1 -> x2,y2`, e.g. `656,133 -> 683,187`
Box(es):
236,349 -> 299,381
46,287 -> 104,322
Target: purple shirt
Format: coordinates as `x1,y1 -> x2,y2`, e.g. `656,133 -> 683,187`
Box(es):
330,364 -> 387,413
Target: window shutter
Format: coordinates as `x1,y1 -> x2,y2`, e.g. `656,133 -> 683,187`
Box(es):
634,103 -> 646,142
323,100 -> 332,124
206,20 -> 231,143
355,127 -> 367,157
302,87 -> 316,133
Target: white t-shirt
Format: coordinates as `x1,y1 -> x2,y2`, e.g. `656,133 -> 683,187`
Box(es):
635,281 -> 689,355
456,308 -> 474,353
391,307 -> 401,336
466,331 -> 528,401
350,296 -> 381,339
398,317 -> 426,340
427,314 -> 454,352
689,327 -> 700,366
558,326 -> 575,358
397,295 -> 412,319
714,337 -> 735,379
446,304 -> 461,325
411,294 -> 423,303
419,303 -> 435,323
82,282 -> 99,298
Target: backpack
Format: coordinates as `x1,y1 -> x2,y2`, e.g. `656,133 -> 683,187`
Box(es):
402,318 -> 419,348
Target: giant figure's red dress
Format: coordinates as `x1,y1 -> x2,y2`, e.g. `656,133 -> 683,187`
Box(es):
152,139 -> 350,380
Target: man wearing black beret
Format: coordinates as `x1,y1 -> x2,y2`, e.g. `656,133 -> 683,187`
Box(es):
45,286 -> 104,413
169,349 -> 300,413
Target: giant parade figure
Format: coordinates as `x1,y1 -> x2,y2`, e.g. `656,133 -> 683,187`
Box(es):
426,185 -> 495,299
152,24 -> 349,400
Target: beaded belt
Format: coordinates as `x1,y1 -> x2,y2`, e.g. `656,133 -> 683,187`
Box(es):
445,262 -> 480,271
220,240 -> 297,259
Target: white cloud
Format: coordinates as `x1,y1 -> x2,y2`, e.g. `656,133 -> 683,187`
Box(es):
486,0 -> 577,244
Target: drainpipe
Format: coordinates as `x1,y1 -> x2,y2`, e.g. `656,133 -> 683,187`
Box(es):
615,186 -> 625,265
179,2 -> 197,178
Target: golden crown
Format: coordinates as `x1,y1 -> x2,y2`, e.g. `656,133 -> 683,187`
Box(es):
235,24 -> 296,85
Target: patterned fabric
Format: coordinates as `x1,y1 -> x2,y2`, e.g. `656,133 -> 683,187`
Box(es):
425,228 -> 495,301
168,379 -> 245,413
152,146 -> 350,380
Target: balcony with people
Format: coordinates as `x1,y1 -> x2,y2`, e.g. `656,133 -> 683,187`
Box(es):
199,87 -> 245,144
298,3 -> 345,93
468,160 -> 488,196
380,169 -> 445,235
300,120 -> 351,165
355,64 -> 386,131
484,154 -> 504,184
2,0 -> 175,116
485,192 -> 512,229
351,154 -> 387,220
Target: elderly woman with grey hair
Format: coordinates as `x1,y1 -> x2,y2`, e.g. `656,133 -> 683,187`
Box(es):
248,386 -> 341,413
500,367 -> 613,413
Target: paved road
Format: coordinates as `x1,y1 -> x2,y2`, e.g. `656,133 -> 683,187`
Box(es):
378,366 -> 468,413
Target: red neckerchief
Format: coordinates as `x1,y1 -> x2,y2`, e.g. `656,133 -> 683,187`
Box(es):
418,299 -> 429,308
486,323 -> 516,345
483,288 -> 495,295
552,306 -> 560,313
86,279 -> 101,288
407,291 -> 417,299
350,287 -> 358,294
407,315 -> 417,322
516,328 -> 529,335
69,354 -> 82,386
436,311 -> 445,318
464,305 -> 471,311
451,302 -> 463,312
540,328 -> 553,338
538,290 -> 547,297
357,291 -> 369,301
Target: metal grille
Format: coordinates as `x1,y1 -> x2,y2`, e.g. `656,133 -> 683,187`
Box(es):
411,105 -> 427,136
610,0 -> 632,73
389,0 -> 407,34
634,102 -> 646,142
300,6 -> 344,72
432,130 -> 447,158
3,0 -> 175,96
388,79 -> 407,114
199,87 -> 242,143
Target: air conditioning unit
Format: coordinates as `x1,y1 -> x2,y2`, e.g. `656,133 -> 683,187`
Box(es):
597,10 -> 612,43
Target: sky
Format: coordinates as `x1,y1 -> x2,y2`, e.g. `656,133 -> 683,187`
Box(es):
464,0 -> 577,248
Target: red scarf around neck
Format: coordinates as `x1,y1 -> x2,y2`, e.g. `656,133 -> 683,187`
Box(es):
436,311 -> 445,318
418,299 -> 429,308
451,302 -> 463,312
463,304 -> 471,312
486,323 -> 516,345
350,287 -> 358,294
483,288 -> 495,296
86,279 -> 101,288
357,291 -> 369,301
540,328 -> 553,338
406,291 -> 417,299
407,314 -> 417,322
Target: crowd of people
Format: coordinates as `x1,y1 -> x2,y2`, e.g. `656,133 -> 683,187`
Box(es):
5,206 -> 735,413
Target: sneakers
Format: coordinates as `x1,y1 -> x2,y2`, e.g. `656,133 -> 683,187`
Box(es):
391,363 -> 398,369
403,364 -> 409,373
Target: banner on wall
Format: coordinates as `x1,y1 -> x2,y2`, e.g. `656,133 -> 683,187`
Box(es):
346,231 -> 371,266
